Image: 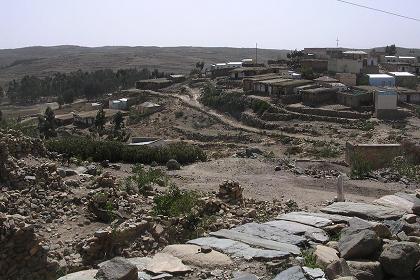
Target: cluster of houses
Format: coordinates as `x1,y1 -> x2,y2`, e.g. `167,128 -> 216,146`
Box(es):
206,47 -> 419,120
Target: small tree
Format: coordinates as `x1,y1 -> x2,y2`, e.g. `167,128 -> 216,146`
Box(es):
385,44 -> 397,56
95,108 -> 106,131
39,107 -> 57,139
113,111 -> 124,131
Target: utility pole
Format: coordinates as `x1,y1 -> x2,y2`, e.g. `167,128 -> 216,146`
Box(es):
255,43 -> 258,65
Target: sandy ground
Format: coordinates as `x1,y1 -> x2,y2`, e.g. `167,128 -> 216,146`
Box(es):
168,157 -> 410,210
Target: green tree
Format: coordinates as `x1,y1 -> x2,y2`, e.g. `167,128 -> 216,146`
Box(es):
113,111 -> 124,130
385,44 -> 397,56
95,108 -> 106,131
38,107 -> 57,139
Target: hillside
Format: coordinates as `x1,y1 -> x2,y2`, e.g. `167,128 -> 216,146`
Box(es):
0,45 -> 290,86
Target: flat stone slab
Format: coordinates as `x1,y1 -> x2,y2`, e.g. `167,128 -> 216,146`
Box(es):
161,244 -> 232,267
374,195 -> 414,213
265,220 -> 329,243
145,253 -> 191,274
210,229 -> 301,255
321,202 -> 405,220
187,237 -> 291,260
283,211 -> 352,224
57,270 -> 98,280
232,222 -> 307,246
276,212 -> 333,228
273,266 -> 307,280
126,257 -> 152,271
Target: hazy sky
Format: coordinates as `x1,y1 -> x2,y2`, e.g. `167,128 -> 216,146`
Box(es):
1,0 -> 420,50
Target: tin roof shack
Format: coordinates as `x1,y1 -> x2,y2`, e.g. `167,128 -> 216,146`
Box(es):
134,102 -> 162,114
301,87 -> 338,107
269,79 -> 312,96
211,62 -> 243,78
73,109 -> 122,127
367,74 -> 395,87
325,82 -> 348,92
336,73 -> 357,86
346,142 -> 402,170
337,90 -> 373,110
314,76 -> 339,86
109,98 -> 133,111
135,78 -> 173,90
55,113 -> 74,126
169,74 -> 186,83
242,74 -> 282,92
389,72 -> 417,89
396,87 -> 420,104
230,67 -> 272,80
301,59 -> 328,73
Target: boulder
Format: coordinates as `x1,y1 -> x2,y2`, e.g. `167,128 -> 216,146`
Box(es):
338,229 -> 381,260
166,159 -> 180,170
161,244 -> 232,267
412,201 -> 420,215
379,241 -> 420,277
96,257 -> 138,280
232,271 -> 259,280
145,253 -> 191,274
348,217 -> 391,239
325,259 -> 353,280
314,245 -> 339,267
347,261 -> 383,280
57,269 -> 97,280
273,266 -> 307,280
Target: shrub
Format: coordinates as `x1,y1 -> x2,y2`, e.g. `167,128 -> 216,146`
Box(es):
124,165 -> 168,195
153,185 -> 199,217
285,145 -> 303,155
391,156 -> 419,182
307,141 -> 340,158
45,137 -> 206,164
302,249 -> 321,269
350,152 -> 372,179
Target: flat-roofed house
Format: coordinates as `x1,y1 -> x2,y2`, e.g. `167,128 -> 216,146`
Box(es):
135,78 -> 173,90
367,74 -> 395,87
389,72 -> 417,89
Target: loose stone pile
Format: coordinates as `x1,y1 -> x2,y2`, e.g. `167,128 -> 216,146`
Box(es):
0,213 -> 57,280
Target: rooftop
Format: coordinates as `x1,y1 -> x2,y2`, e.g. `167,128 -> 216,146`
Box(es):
343,50 -> 367,55
314,76 -> 339,83
389,72 -> 416,77
367,74 -> 393,79
137,78 -> 171,84
139,101 -> 160,108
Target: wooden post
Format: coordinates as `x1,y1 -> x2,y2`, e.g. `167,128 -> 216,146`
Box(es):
337,174 -> 345,202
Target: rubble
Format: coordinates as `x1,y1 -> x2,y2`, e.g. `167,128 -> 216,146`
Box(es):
217,180 -> 243,203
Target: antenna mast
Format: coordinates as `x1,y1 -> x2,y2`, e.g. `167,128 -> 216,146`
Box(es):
336,37 -> 340,48
255,43 -> 258,65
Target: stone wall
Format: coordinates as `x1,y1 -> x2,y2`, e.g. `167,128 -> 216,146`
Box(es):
0,214 -> 58,280
345,142 -> 402,169
286,105 -> 371,120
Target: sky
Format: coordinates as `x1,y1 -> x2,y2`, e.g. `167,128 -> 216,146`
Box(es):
1,0 -> 420,50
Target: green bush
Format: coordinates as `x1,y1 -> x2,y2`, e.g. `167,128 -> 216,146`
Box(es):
307,141 -> 340,158
153,185 -> 199,217
391,156 -> 419,182
45,137 -> 206,164
124,165 -> 168,194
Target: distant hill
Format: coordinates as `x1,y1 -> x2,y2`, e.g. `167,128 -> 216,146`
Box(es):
0,45 -> 290,86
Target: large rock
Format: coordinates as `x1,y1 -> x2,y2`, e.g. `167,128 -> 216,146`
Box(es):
232,271 -> 259,280
265,220 -> 329,243
276,212 -> 333,228
314,245 -> 339,267
187,237 -> 290,260
338,229 -> 381,260
273,266 -> 307,280
232,222 -> 307,246
347,261 -> 383,280
412,200 -> 420,215
348,217 -> 391,239
325,258 -> 353,280
57,269 -> 97,280
210,228 -> 301,255
379,241 -> 420,277
161,244 -> 232,267
96,257 -> 138,280
374,195 -> 415,213
321,202 -> 405,220
145,253 -> 191,274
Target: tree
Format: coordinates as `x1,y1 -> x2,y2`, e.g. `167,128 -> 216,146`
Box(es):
95,108 -> 106,131
38,107 -> 57,139
113,111 -> 124,131
0,110 -> 2,122
287,49 -> 304,69
385,44 -> 397,56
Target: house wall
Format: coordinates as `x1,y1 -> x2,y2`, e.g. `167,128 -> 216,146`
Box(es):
369,77 -> 395,87
375,90 -> 397,110
328,59 -> 363,74
398,93 -> 420,104
337,92 -> 373,108
394,76 -> 417,89
301,89 -> 337,106
336,73 -> 357,86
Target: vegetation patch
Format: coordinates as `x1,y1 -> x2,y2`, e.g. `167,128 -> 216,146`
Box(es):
153,185 -> 199,217
45,137 -> 206,164
350,152 -> 373,179
124,165 -> 168,195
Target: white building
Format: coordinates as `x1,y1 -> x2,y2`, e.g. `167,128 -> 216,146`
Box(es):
367,74 -> 395,87
109,98 -> 129,110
